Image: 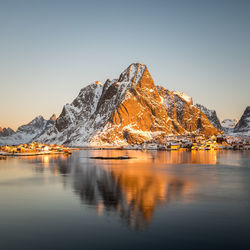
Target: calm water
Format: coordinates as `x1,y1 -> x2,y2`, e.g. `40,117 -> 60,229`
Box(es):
0,150 -> 249,250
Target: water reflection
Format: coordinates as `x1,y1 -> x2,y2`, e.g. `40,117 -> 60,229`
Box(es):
65,150 -> 219,230
4,150 -> 222,230
70,150 -> 222,230
72,150 -> 227,230
21,154 -> 71,175
90,150 -> 218,165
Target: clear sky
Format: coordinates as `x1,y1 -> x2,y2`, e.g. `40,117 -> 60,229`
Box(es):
0,0 -> 249,130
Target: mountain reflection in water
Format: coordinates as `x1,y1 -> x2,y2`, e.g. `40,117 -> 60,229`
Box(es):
22,150 -> 220,230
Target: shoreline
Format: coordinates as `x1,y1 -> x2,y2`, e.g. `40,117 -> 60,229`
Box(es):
0,151 -> 71,157
1,147 -> 248,157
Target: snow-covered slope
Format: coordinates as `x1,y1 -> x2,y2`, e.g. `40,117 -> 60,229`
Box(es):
36,63 -> 220,146
221,119 -> 238,129
0,127 -> 15,137
195,104 -> 222,130
0,115 -> 56,145
234,106 -> 250,135
173,91 -> 193,104
221,118 -> 238,133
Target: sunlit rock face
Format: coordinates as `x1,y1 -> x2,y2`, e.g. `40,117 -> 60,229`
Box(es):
157,87 -> 220,136
36,63 -> 221,146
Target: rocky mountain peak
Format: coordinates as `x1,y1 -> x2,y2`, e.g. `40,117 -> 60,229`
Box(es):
35,63 -> 221,146
195,104 -> 222,130
0,114 -> 56,145
0,127 -> 15,137
221,119 -> 238,129
173,91 -> 193,105
234,106 -> 250,133
118,63 -> 146,84
31,115 -> 45,124
95,81 -> 102,86
16,116 -> 46,134
49,114 -> 57,121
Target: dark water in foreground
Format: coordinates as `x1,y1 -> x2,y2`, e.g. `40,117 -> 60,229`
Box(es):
0,150 -> 249,250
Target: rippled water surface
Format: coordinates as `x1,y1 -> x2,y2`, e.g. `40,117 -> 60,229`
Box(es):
0,150 -> 249,250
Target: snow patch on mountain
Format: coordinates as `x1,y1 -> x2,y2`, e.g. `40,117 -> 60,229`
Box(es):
195,103 -> 222,130
173,91 -> 193,104
0,127 -> 15,137
221,119 -> 238,129
234,106 -> 250,133
0,115 -> 56,145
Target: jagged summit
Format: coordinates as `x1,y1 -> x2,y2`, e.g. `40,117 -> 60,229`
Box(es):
234,106 -> 250,133
0,127 -> 15,137
49,114 -> 57,121
222,119 -> 238,129
118,63 -> 146,84
95,81 -> 102,86
173,91 -> 193,105
195,104 -> 222,130
36,63 -> 220,146
221,118 -> 238,133
0,114 -> 56,145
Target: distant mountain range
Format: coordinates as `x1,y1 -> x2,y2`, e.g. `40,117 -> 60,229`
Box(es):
0,63 -> 249,146
195,105 -> 250,136
0,114 -> 56,145
0,127 -> 15,137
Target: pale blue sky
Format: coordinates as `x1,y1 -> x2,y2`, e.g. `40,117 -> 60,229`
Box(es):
0,0 -> 249,129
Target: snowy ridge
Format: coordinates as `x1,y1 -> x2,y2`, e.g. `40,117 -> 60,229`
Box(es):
195,103 -> 222,130
0,127 -> 15,137
118,63 -> 145,84
37,63 -> 148,146
234,106 -> 250,133
0,115 -> 56,145
173,91 -> 193,104
156,86 -> 220,135
221,119 -> 238,129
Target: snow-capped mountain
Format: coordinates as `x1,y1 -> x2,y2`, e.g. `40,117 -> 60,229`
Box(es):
195,104 -> 222,130
0,114 -> 56,145
36,63 -> 220,146
234,106 -> 250,135
221,118 -> 238,133
0,127 -> 15,137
